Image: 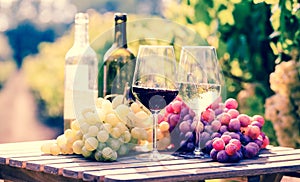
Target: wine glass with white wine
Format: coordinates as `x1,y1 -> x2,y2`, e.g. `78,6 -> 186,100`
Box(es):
178,46 -> 224,158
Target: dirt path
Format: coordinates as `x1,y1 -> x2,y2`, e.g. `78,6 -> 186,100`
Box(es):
0,70 -> 58,143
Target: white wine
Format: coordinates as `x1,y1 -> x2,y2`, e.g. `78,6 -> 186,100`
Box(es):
179,82 -> 221,112
64,13 -> 98,130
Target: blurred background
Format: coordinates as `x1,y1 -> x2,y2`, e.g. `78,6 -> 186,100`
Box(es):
0,0 -> 299,150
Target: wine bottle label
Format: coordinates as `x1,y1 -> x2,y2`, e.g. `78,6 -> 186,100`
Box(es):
64,65 -> 97,119
64,89 -> 98,119
65,65 -> 89,90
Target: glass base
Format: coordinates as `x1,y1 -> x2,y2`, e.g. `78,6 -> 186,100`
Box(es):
176,150 -> 208,159
180,153 -> 206,159
136,150 -> 177,161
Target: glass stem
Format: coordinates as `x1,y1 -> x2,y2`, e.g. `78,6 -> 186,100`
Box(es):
194,114 -> 202,156
152,111 -> 159,155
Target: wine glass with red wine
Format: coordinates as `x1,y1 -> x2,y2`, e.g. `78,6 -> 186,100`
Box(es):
132,45 -> 178,161
178,46 -> 223,158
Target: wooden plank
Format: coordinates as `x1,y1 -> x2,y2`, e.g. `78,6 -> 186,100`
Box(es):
0,164 -> 83,182
258,148 -> 300,157
0,140 -> 54,165
63,158 -> 207,179
26,159 -> 97,172
25,155 -> 83,171
8,154 -> 80,168
43,158 -> 95,175
83,151 -> 300,181
265,145 -> 294,151
46,157 -> 148,177
0,152 -> 42,165
103,159 -> 300,182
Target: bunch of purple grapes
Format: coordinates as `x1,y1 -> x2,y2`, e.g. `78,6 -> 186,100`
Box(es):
203,98 -> 270,162
158,97 -> 198,152
160,97 -> 270,163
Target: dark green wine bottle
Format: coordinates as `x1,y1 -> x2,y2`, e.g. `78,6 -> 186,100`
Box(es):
99,13 -> 135,98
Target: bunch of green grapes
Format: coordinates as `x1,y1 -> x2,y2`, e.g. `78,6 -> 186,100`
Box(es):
265,60 -> 300,148
41,95 -> 172,161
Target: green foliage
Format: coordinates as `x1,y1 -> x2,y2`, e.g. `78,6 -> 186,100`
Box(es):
254,0 -> 300,58
163,0 -> 276,98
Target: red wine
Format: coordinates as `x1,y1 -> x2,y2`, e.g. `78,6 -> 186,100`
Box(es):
132,86 -> 178,111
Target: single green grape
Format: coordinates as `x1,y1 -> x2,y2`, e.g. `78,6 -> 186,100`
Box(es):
72,140 -> 84,154
102,147 -> 114,161
85,137 -> 98,151
97,130 -> 109,143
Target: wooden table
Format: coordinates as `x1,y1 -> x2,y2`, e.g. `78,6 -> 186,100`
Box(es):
0,140 -> 300,182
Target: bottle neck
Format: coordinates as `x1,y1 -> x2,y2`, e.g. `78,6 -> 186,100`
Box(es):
74,22 -> 89,47
114,20 -> 127,48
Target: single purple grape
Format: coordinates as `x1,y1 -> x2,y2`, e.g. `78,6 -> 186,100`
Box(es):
179,121 -> 191,134
254,139 -> 263,148
185,131 -> 194,142
240,135 -> 251,145
210,148 -> 218,161
251,121 -> 262,129
228,132 -> 240,140
183,114 -> 191,121
247,142 -> 260,151
169,114 -> 180,128
214,108 -> 224,116
189,109 -> 196,118
237,114 -> 251,127
186,142 -> 195,151
228,118 -> 241,132
211,119 -> 222,132
229,151 -> 241,162
217,150 -> 229,163
171,113 -> 180,121
219,125 -> 228,134
202,121 -> 209,126
204,140 -> 213,153
186,119 -> 193,124
211,132 -> 221,139
180,107 -> 189,117
223,131 -> 230,135
204,125 -> 213,134
200,132 -> 211,144
243,142 -> 260,159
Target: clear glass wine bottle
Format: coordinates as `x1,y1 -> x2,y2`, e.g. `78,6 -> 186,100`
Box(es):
64,12 -> 98,130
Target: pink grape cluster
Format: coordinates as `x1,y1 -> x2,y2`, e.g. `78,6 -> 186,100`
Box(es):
160,97 -> 270,163
202,98 -> 269,162
158,97 -> 197,152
